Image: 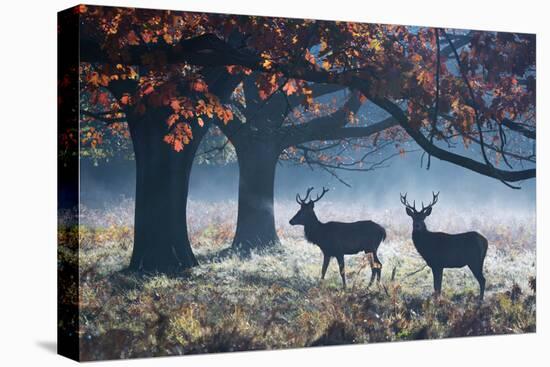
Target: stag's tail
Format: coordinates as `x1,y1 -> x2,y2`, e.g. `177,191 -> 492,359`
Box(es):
379,226 -> 387,243
480,236 -> 488,261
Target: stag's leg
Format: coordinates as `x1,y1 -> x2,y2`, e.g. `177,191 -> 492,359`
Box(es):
366,252 -> 376,287
432,267 -> 443,298
468,263 -> 486,301
321,255 -> 330,281
372,252 -> 383,282
368,268 -> 376,288
336,255 -> 346,289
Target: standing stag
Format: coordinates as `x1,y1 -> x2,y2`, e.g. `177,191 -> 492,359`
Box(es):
400,192 -> 488,300
289,187 -> 386,289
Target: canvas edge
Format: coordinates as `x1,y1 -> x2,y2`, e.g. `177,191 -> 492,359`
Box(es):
57,5 -> 81,362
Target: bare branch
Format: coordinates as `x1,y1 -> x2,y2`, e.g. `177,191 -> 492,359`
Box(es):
501,118 -> 536,139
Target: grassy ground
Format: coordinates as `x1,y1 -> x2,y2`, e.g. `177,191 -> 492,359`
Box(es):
59,199 -> 536,361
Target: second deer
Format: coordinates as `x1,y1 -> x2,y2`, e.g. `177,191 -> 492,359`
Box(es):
290,187 -> 386,289
400,192 -> 489,300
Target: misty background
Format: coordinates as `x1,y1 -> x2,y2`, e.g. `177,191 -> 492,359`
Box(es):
80,144 -> 536,213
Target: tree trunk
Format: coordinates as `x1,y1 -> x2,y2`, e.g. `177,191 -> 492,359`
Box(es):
232,140 -> 281,253
127,108 -> 206,273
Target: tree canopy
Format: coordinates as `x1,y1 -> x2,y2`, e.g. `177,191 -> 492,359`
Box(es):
75,5 -> 535,188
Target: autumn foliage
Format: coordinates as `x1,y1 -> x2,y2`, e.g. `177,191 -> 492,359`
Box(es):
74,5 -> 534,185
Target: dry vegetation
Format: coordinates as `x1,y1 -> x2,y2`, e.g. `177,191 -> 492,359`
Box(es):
59,198 -> 536,361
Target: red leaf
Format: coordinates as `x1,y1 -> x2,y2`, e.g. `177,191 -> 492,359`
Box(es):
174,139 -> 184,152
142,85 -> 154,95
191,79 -> 208,93
167,114 -> 179,127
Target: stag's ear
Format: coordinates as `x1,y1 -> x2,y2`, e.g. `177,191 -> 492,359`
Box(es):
423,207 -> 432,216
406,207 -> 414,216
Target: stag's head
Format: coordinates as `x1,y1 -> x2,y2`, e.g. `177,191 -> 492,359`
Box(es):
289,187 -> 329,226
400,192 -> 440,231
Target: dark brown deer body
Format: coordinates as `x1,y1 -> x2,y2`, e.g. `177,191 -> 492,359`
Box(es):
400,192 -> 488,300
290,187 -> 386,288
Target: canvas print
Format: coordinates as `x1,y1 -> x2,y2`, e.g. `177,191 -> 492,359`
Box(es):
58,4 -> 536,361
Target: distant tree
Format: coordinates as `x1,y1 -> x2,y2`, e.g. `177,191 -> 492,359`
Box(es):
71,5 -> 536,273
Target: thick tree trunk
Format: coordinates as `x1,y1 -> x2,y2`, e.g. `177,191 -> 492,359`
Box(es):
126,108 -> 206,273
232,140 -> 281,253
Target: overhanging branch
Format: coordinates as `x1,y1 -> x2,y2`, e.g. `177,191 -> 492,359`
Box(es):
370,97 -> 535,182
501,118 -> 536,139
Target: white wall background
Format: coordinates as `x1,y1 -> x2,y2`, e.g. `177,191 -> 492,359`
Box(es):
0,0 -> 547,366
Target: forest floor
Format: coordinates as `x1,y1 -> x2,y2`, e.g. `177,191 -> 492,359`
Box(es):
60,199 -> 536,361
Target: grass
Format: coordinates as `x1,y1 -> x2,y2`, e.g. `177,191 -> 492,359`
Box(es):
59,198 -> 536,361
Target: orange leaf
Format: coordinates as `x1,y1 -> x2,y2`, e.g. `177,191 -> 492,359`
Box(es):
98,92 -> 109,107
127,31 -> 140,46
282,79 -> 298,96
170,99 -> 181,112
143,85 -> 154,95
120,95 -> 130,105
217,108 -> 233,125
305,49 -> 316,65
163,33 -> 173,44
163,135 -> 174,144
191,79 -> 208,93
262,59 -> 273,70
99,74 -> 110,87
88,72 -> 100,87
411,53 -> 423,63
174,139 -> 184,152
167,114 -> 179,127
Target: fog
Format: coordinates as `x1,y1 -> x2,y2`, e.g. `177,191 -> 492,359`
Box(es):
80,142 -> 535,214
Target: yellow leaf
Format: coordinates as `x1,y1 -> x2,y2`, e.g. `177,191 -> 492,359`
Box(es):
262,58 -> 273,70
163,33 -> 173,44
411,53 -> 423,63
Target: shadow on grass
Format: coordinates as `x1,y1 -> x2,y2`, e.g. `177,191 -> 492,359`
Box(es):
196,242 -> 286,265
237,271 -> 322,294
196,246 -> 237,264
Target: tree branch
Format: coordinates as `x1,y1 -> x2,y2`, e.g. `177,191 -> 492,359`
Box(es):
283,116 -> 398,147
81,110 -> 127,124
370,96 -> 535,182
280,92 -> 364,146
501,118 -> 536,139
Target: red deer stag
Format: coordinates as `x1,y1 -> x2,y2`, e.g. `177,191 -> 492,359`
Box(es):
400,192 -> 488,300
289,187 -> 386,289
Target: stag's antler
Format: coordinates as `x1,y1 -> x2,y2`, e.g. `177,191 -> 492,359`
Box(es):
297,187 -> 315,204
297,187 -> 328,204
400,192 -> 417,212
421,191 -> 440,213
311,187 -> 329,203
